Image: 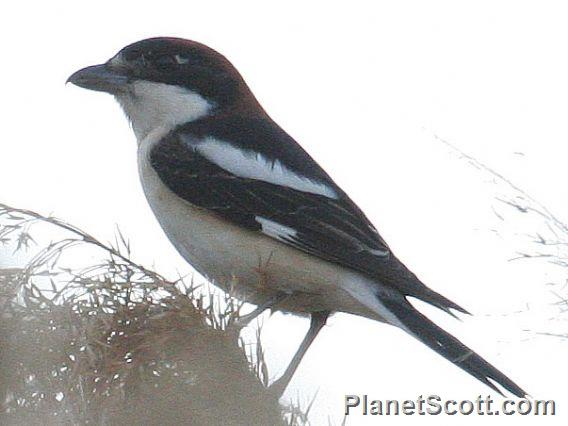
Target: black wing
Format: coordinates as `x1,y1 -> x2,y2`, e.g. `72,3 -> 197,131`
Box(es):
149,116 -> 467,314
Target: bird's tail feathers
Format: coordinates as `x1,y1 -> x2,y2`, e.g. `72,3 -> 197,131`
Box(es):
410,287 -> 471,318
379,296 -> 527,398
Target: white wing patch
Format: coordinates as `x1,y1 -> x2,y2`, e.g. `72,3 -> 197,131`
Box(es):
256,217 -> 297,241
367,247 -> 389,256
190,137 -> 338,198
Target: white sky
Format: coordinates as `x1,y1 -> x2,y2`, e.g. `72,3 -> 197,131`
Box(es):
1,1 -> 567,424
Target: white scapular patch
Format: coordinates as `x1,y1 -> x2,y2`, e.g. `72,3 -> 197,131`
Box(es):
191,137 -> 338,198
115,80 -> 213,141
256,217 -> 297,241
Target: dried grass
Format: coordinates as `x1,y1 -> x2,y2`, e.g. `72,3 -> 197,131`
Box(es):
438,137 -> 568,336
0,203 -> 309,426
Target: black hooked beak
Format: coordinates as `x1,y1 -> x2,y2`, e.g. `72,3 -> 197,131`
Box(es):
67,63 -> 129,93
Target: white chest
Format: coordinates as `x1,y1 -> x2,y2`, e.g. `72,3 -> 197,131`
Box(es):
137,130 -> 248,282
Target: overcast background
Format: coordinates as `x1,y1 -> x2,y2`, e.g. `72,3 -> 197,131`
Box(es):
1,1 -> 567,424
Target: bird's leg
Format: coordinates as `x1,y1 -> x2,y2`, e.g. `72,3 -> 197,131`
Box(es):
269,310 -> 330,397
231,293 -> 290,330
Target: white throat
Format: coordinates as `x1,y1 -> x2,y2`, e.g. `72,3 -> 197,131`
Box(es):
115,80 -> 213,142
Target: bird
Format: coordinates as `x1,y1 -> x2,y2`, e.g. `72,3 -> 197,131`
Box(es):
68,37 -> 526,398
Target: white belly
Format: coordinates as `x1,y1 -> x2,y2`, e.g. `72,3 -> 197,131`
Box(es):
136,132 -> 379,318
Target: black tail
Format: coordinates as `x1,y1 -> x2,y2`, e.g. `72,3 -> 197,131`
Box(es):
381,297 -> 527,398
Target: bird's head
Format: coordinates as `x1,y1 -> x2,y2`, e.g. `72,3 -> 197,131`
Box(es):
68,37 -> 260,140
